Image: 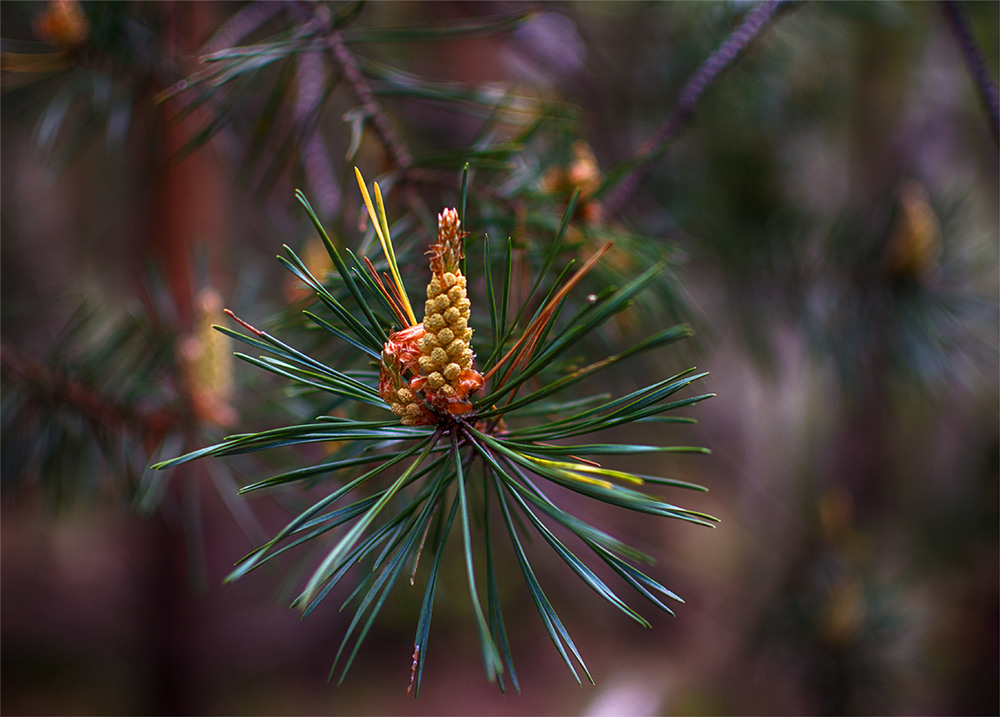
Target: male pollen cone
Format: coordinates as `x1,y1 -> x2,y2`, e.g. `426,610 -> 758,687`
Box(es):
379,208 -> 484,425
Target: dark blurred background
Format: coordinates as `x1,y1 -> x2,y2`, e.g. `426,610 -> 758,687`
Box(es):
2,1 -> 997,715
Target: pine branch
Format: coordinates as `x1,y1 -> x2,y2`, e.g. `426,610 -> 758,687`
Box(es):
941,0 -> 1000,141
0,344 -> 176,440
605,0 -> 791,215
155,178 -> 714,690
297,47 -> 341,216
201,1 -> 287,55
315,11 -> 414,172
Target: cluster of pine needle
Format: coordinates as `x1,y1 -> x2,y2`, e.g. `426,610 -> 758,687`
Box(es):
154,169 -> 716,692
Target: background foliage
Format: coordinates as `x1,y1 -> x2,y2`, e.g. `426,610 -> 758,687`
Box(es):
2,1 -> 997,715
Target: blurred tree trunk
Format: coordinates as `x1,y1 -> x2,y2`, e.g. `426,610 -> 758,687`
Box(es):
140,4 -> 228,713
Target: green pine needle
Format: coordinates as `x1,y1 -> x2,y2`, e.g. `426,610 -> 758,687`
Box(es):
153,183 -> 716,691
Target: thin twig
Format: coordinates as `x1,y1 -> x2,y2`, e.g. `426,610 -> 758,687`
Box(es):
605,0 -> 790,215
320,22 -> 413,172
941,0 -> 1000,142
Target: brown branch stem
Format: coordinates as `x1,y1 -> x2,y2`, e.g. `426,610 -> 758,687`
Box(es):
318,19 -> 413,172
941,0 -> 1000,142
1,344 -> 176,441
604,0 -> 791,215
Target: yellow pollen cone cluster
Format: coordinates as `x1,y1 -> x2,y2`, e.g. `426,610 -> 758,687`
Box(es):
417,208 -> 481,410
378,208 -> 484,425
419,276 -> 473,394
34,0 -> 89,49
178,288 -> 237,427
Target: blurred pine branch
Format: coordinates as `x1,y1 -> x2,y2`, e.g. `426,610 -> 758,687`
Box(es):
1,1 -> 996,706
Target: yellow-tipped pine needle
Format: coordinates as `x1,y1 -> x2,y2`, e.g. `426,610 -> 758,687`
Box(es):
528,455 -> 645,487
354,167 -> 417,325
